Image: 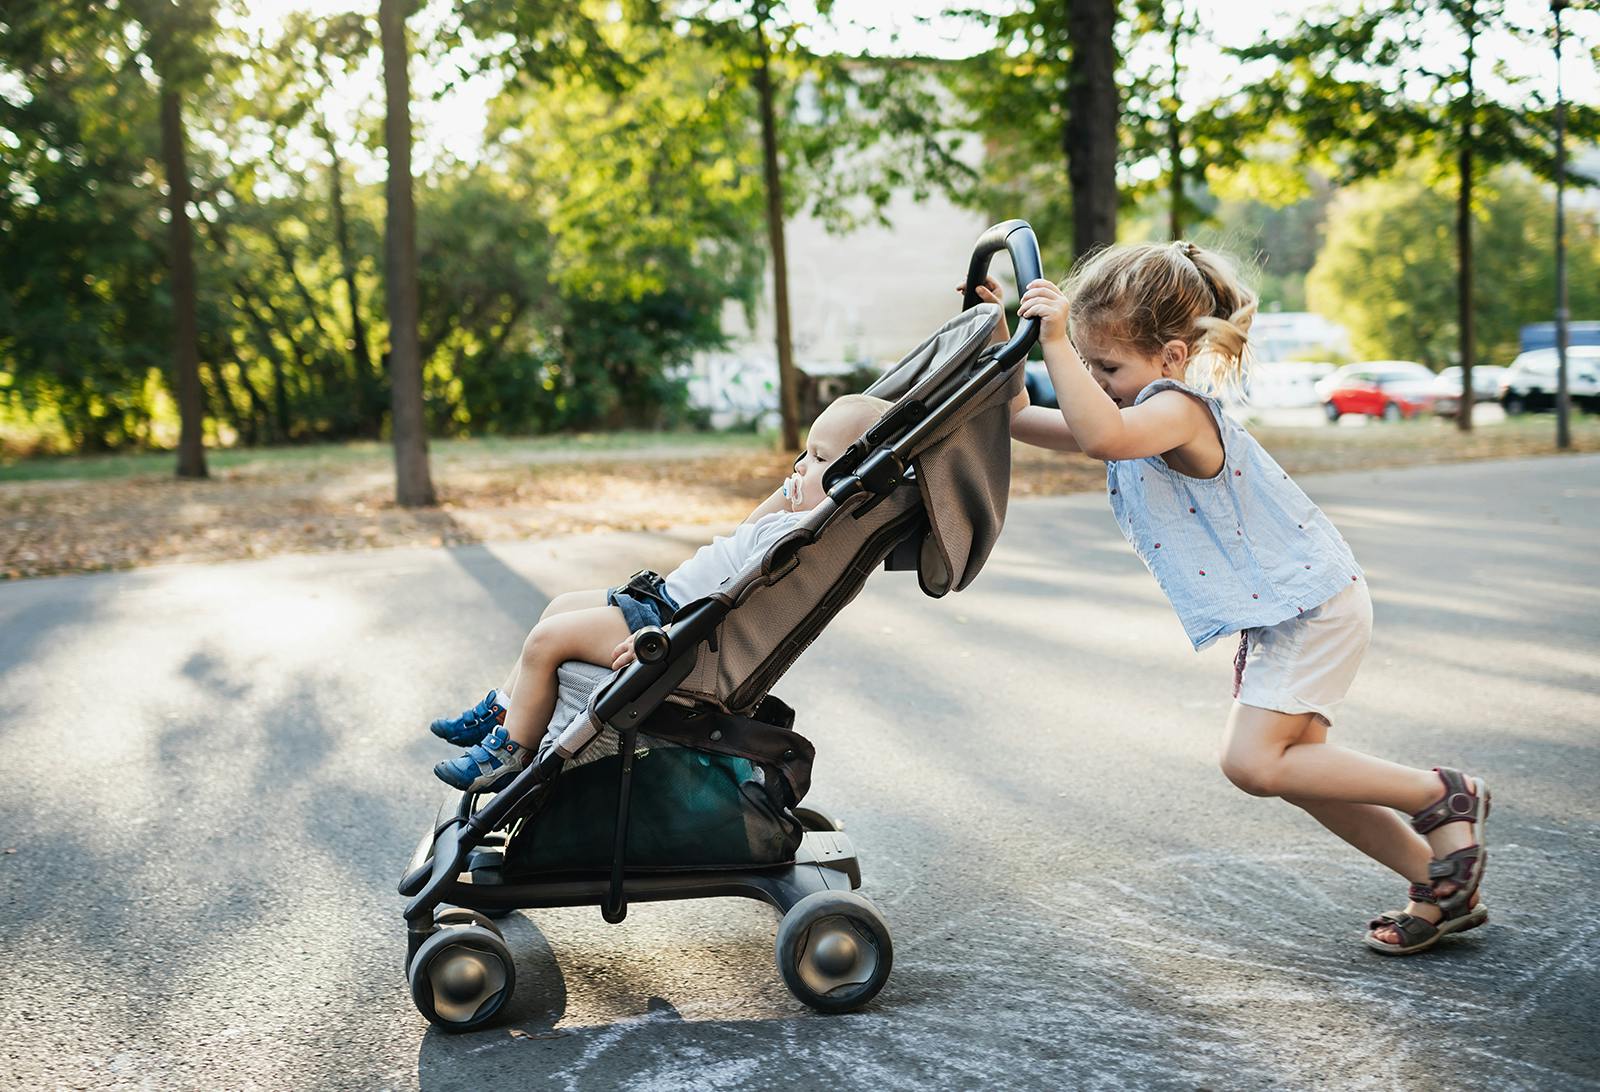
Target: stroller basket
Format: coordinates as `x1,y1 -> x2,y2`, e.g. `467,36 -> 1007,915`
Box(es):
399,220 -> 1044,1029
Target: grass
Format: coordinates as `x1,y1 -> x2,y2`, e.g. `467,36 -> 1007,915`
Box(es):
0,428 -> 772,484
3,411 -> 1596,581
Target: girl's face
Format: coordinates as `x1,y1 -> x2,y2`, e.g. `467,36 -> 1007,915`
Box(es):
1074,327 -> 1190,409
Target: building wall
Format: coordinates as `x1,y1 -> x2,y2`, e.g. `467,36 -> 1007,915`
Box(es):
686,187 -> 996,427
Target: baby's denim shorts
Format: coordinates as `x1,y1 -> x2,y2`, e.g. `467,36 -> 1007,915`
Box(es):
606,570 -> 680,633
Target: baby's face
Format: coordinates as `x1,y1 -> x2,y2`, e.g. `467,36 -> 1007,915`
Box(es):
784,405 -> 874,512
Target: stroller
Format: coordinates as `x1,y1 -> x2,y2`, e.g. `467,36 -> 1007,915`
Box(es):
399,221 -> 1045,1030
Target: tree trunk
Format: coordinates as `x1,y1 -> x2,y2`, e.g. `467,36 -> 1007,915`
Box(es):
1455,6 -> 1476,433
159,85 -> 208,478
1168,6 -> 1183,241
325,128 -> 381,430
380,0 -> 436,507
753,9 -> 801,452
267,228 -> 343,397
230,360 -> 265,446
205,355 -> 246,441
241,286 -> 306,442
1065,0 -> 1120,258
231,284 -> 288,441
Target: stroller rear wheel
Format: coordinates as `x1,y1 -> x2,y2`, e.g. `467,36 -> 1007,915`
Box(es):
775,891 -> 893,1013
408,923 -> 516,1032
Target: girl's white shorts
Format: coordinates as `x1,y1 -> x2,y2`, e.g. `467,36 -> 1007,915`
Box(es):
1235,579 -> 1373,725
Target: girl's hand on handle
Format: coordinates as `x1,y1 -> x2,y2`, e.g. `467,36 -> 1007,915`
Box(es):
1017,279 -> 1070,344
957,276 -> 1009,344
611,636 -> 637,671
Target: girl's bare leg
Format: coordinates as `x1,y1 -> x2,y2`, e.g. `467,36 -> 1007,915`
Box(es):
1277,716 -> 1433,881
498,589 -> 609,697
502,605 -> 632,750
1220,704 -> 1476,939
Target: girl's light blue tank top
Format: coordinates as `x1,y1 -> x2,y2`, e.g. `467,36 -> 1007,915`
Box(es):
1106,378 -> 1363,650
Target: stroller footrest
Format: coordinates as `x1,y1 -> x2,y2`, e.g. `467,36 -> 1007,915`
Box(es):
795,830 -> 861,888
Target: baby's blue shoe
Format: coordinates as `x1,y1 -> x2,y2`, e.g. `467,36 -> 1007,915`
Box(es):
430,690 -> 507,746
434,725 -> 531,793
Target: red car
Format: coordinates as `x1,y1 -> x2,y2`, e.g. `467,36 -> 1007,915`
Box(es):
1315,361 -> 1439,422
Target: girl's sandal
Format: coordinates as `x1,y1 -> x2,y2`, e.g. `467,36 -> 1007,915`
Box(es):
1410,766 -> 1491,915
1365,883 -> 1487,956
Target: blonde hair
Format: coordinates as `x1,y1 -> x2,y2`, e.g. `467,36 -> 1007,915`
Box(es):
1061,241 -> 1258,396
816,393 -> 892,436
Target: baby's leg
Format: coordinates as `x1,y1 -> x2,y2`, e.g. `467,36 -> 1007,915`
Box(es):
498,589 -> 610,697
502,605 -> 632,749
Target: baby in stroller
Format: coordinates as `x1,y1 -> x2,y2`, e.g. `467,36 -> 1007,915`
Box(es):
428,393 -> 892,793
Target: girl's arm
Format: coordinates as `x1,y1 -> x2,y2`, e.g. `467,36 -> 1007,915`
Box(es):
1010,398 -> 1082,452
1019,280 -> 1209,462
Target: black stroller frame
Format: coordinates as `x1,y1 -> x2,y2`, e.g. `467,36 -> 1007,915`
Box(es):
398,221 -> 1044,1031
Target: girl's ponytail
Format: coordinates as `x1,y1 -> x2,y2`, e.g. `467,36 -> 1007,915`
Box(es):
1183,243 -> 1257,396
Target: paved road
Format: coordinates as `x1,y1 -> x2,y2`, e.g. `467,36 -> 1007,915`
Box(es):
2,455 -> 1596,1091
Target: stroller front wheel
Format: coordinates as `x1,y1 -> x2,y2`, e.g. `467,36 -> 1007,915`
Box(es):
408,923 -> 517,1032
775,891 -> 893,1013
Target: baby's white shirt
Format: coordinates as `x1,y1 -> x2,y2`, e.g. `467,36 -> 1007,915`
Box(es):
663,510 -> 802,607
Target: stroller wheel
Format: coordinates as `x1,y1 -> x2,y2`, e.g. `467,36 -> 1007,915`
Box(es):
775,891 -> 892,1014
434,907 -> 508,936
792,806 -> 844,833
408,924 -> 516,1032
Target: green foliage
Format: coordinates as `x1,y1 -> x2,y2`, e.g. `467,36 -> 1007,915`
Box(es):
0,1 -> 764,453
0,1 -> 172,451
1307,167 -> 1600,367
1118,0 -> 1252,237
936,4 -> 1080,275
1208,178 -> 1337,310
1235,0 -> 1600,190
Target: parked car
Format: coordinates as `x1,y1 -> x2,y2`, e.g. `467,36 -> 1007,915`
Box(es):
1498,347 -> 1600,415
1242,361 -> 1336,409
1315,361 -> 1438,422
1430,365 -> 1509,416
1024,361 -> 1057,408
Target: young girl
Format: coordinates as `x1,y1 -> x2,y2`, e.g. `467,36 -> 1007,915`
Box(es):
980,242 -> 1490,955
427,394 -> 890,794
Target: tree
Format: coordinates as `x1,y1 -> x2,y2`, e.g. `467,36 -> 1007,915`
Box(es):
1307,168 -> 1600,369
379,0 -> 435,507
0,2 -> 170,452
473,17 -> 765,429
668,0 -> 824,450
1067,0 -> 1119,254
939,0 -> 1121,265
1119,0 -> 1254,241
1238,0 -> 1600,429
129,0 -> 221,476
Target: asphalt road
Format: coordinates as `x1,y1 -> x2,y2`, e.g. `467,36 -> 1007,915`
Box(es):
2,454 -> 1596,1091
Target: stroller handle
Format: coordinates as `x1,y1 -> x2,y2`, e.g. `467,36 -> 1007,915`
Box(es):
962,219 -> 1044,366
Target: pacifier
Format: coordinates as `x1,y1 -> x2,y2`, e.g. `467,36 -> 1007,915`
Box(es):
781,472 -> 803,509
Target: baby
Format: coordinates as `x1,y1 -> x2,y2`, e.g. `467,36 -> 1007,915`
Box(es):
430,394 -> 891,792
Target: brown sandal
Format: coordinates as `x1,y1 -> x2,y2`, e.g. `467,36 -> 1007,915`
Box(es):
1365,883 -> 1487,956
1410,767 -> 1491,914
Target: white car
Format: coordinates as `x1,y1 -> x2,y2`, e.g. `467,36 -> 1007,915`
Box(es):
1430,365 -> 1509,416
1499,347 -> 1600,415
1243,361 -> 1335,408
